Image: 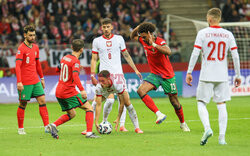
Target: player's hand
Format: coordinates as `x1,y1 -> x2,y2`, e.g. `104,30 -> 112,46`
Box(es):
95,123 -> 100,133
135,70 -> 143,80
186,73 -> 193,86
234,77 -> 241,88
17,82 -> 24,92
81,90 -> 87,99
113,118 -> 119,131
148,31 -> 153,45
91,75 -> 98,86
41,79 -> 45,89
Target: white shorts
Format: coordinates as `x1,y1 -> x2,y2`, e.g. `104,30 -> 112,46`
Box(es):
196,81 -> 231,103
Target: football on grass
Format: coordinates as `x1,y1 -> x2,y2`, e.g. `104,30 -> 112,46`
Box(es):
99,121 -> 112,134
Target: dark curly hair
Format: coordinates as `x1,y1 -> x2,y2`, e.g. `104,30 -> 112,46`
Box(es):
23,25 -> 35,33
138,22 -> 156,34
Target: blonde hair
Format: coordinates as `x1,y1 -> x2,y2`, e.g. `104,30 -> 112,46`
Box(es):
207,8 -> 221,21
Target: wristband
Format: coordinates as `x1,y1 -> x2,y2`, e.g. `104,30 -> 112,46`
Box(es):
152,42 -> 157,47
41,77 -> 44,80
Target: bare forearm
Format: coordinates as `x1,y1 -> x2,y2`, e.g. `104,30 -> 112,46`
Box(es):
153,44 -> 171,55
122,51 -> 138,72
91,58 -> 97,74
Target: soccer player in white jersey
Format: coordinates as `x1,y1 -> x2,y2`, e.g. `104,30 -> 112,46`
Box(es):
186,8 -> 241,145
81,18 -> 142,134
95,70 -> 143,133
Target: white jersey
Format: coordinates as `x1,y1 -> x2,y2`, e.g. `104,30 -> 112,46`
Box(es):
95,76 -> 126,98
191,26 -> 238,82
92,34 -> 127,75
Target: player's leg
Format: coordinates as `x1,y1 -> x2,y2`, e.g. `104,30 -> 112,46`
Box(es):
103,93 -> 115,122
213,82 -> 231,145
196,81 -> 214,145
79,100 -> 99,138
121,91 -> 143,133
117,96 -> 128,132
137,74 -> 166,124
33,82 -> 50,132
17,84 -> 33,134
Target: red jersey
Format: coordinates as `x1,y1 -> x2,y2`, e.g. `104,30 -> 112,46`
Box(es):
139,37 -> 175,79
15,42 -> 43,85
56,54 -> 84,99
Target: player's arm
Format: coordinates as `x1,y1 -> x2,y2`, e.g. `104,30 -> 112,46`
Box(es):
122,50 -> 142,79
113,93 -> 125,131
148,31 -> 171,55
15,49 -> 24,92
130,25 -> 140,41
95,95 -> 102,132
91,39 -> 99,85
72,63 -> 86,98
230,35 -> 241,87
35,49 -> 45,88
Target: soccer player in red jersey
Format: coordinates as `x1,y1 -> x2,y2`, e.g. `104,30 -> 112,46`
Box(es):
15,25 -> 49,135
131,22 -> 190,131
48,39 -> 99,139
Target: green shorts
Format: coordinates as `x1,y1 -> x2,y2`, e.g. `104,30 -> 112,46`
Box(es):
144,73 -> 178,95
18,82 -> 45,101
56,93 -> 87,111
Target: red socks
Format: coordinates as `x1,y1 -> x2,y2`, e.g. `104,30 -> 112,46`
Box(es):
17,106 -> 25,128
39,104 -> 49,126
54,114 -> 70,127
175,105 -> 185,123
141,94 -> 159,113
86,111 -> 94,132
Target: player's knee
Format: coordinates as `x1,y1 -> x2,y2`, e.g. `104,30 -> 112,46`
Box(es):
19,101 -> 27,108
68,112 -> 76,119
85,105 -> 93,112
37,96 -> 46,104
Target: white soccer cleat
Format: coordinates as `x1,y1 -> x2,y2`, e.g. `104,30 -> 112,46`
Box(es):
219,139 -> 227,145
18,128 -> 26,135
156,114 -> 167,124
200,129 -> 213,146
45,125 -> 51,133
180,122 -> 190,132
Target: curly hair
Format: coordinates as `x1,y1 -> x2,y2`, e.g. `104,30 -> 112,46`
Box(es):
23,25 -> 35,33
138,22 -> 156,34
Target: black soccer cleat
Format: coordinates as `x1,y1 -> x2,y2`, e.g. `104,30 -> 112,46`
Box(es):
49,124 -> 59,139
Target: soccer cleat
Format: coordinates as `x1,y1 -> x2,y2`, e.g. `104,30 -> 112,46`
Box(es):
156,114 -> 167,124
180,122 -> 190,132
81,130 -> 87,135
45,125 -> 51,133
86,133 -> 100,138
18,128 -> 26,135
49,124 -> 59,139
119,126 -> 128,132
135,128 -> 143,134
200,129 -> 213,146
219,139 -> 227,145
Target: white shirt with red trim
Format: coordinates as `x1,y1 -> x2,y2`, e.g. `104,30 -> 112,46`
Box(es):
95,76 -> 126,98
188,26 -> 239,82
92,34 -> 126,74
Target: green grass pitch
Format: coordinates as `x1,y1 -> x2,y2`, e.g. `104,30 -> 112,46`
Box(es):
0,96 -> 250,156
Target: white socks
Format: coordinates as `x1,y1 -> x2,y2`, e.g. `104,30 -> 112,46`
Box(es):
117,97 -> 127,127
155,111 -> 164,117
197,101 -> 211,131
92,100 -> 97,119
126,104 -> 139,129
103,98 -> 115,122
217,103 -> 227,141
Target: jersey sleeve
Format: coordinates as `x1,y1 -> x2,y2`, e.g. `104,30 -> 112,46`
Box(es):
15,48 -> 24,83
193,31 -> 203,50
72,61 -> 80,73
16,48 -> 24,61
95,84 -> 103,96
120,36 -> 127,52
92,38 -> 99,54
72,60 -> 84,91
229,32 -> 238,51
158,38 -> 167,46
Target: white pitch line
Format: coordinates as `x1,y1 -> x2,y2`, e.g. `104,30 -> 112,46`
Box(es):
0,117 -> 250,130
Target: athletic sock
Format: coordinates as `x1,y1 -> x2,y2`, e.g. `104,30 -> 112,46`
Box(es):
217,103 -> 227,140
127,104 -> 139,129
175,105 -> 185,123
39,104 -> 49,126
92,100 -> 97,119
117,97 -> 126,127
141,94 -> 159,113
198,101 -> 211,131
53,114 -> 70,127
17,106 -> 25,128
103,98 -> 114,122
86,111 -> 94,132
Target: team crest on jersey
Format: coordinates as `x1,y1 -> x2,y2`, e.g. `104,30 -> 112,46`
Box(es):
106,41 -> 112,47
75,63 -> 79,68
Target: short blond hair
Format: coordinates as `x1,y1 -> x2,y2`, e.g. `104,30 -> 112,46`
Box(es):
207,8 -> 221,21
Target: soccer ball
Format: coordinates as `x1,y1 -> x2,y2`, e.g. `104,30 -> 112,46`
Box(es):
99,121 -> 112,134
